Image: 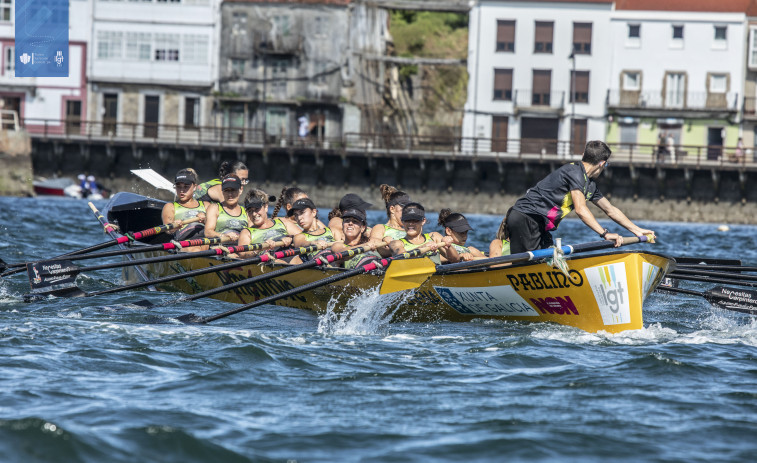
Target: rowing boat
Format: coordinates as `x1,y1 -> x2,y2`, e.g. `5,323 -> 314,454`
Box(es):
104,192 -> 673,333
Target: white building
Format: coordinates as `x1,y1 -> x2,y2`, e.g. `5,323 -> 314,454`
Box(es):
89,0 -> 220,138
606,0 -> 747,161
0,0 -> 91,135
462,0 -> 614,156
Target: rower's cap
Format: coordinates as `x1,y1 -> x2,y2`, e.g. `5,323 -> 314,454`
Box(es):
341,208 -> 367,225
389,194 -> 411,208
291,197 -> 317,211
175,169 -> 197,185
245,198 -> 266,211
221,176 -> 242,190
339,193 -> 372,212
444,214 -> 473,233
402,202 -> 426,222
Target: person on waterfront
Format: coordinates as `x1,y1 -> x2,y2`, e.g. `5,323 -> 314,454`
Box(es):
488,213 -> 512,257
388,202 -> 451,264
437,209 -> 485,262
328,193 -> 373,242
507,140 -> 655,254
330,208 -> 383,269
369,184 -> 411,256
161,168 -> 206,246
236,188 -> 299,258
271,186 -> 328,230
289,198 -> 337,264
734,137 -> 745,163
203,174 -> 250,242
194,161 -> 249,204
666,133 -> 676,164
656,132 -> 667,164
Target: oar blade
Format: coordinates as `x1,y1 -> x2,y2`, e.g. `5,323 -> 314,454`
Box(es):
26,260 -> 81,297
131,169 -> 175,192
176,313 -> 207,324
379,257 -> 437,295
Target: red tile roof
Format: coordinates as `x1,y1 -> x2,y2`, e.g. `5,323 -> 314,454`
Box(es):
615,0 -> 753,13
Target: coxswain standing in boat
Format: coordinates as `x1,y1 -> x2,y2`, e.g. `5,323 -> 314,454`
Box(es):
388,202 -> 451,264
289,198 -> 336,264
488,213 -> 512,257
194,161 -> 249,204
369,184 -> 411,256
330,208 -> 382,268
437,209 -> 485,262
328,193 -> 374,242
203,175 -> 250,243
507,140 -> 655,253
161,168 -> 207,251
236,188 -> 299,258
272,186 -> 327,230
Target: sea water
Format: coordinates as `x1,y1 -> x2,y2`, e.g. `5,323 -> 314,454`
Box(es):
1,196 -> 756,463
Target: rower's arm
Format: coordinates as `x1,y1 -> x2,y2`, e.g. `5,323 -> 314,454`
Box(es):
204,203 -> 221,239
161,203 -> 175,226
571,189 -> 605,236
594,197 -> 655,237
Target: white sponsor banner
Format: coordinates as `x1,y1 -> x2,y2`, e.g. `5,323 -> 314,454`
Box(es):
584,263 -> 631,325
433,285 -> 540,316
641,262 -> 661,302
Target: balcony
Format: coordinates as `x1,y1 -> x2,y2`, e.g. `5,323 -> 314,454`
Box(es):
513,89 -> 565,116
254,31 -> 303,56
607,90 -> 739,117
744,96 -> 757,119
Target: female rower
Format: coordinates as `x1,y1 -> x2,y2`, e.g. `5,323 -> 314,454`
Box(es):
369,184 -> 411,255
289,198 -> 336,264
272,186 -> 327,229
330,208 -> 382,269
488,211 -> 511,257
438,209 -> 485,262
161,169 -> 207,250
194,160 -> 249,204
237,188 -> 299,258
328,193 -> 373,242
388,202 -> 450,264
203,174 -> 250,242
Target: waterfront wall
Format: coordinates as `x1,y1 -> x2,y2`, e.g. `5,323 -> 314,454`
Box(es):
0,129 -> 33,197
28,140 -> 757,224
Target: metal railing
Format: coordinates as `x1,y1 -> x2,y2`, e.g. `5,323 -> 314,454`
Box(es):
607,90 -> 739,111
20,117 -> 757,168
513,89 -> 566,110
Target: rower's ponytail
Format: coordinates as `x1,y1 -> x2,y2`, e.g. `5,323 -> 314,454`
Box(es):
218,160 -> 248,178
496,207 -> 513,240
437,208 -> 452,227
379,184 -> 409,219
272,186 -> 288,217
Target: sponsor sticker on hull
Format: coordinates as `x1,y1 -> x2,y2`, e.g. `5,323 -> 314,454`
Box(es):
433,285 -> 540,317
641,262 -> 662,301
584,263 -> 631,325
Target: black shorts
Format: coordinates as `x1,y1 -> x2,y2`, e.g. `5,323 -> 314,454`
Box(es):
507,209 -> 553,254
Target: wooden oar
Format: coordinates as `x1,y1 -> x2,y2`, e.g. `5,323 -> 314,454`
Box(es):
177,244 -> 436,324
50,243 -> 326,300
24,239 -> 286,298
656,285 -> 757,315
379,235 -> 654,295
0,214 -> 202,277
173,243 -> 387,304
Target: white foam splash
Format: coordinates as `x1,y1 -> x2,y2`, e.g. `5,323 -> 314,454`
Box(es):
317,284 -> 414,336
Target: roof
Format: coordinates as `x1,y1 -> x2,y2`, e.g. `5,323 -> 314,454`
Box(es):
615,0 -> 754,13
223,0 -> 351,5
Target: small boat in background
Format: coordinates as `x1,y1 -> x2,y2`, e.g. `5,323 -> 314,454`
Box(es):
33,176 -> 108,200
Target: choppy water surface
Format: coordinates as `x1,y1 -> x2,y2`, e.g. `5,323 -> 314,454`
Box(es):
1,196 -> 757,462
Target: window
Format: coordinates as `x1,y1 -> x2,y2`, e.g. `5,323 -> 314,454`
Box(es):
126,32 -> 152,61
534,21 -> 553,53
572,23 -> 592,55
273,15 -> 290,36
4,46 -> 13,75
623,71 -> 640,91
230,59 -> 245,76
496,20 -> 515,52
627,24 -> 640,47
272,58 -> 288,75
710,74 -> 727,93
665,72 -> 685,107
232,11 -> 247,36
714,26 -> 727,49
532,69 -> 551,105
154,33 -> 180,61
619,121 -> 638,146
671,25 -> 684,48
493,68 -> 513,101
185,97 -> 199,128
570,71 -> 590,104
314,16 -> 327,37
182,34 -> 209,64
97,31 -> 123,59
0,0 -> 10,22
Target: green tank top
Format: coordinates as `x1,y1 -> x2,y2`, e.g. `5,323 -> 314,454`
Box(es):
173,201 -> 206,230
451,243 -> 469,255
399,233 -> 441,265
244,218 -> 289,244
193,179 -> 221,201
301,227 -> 335,260
500,239 -> 511,256
215,204 -> 249,235
382,224 -> 406,241
343,250 -> 381,269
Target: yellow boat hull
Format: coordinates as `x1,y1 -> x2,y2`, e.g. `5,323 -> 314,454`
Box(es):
125,250 -> 672,334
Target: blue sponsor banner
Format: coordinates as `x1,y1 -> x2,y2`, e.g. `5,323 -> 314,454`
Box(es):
14,0 -> 69,77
